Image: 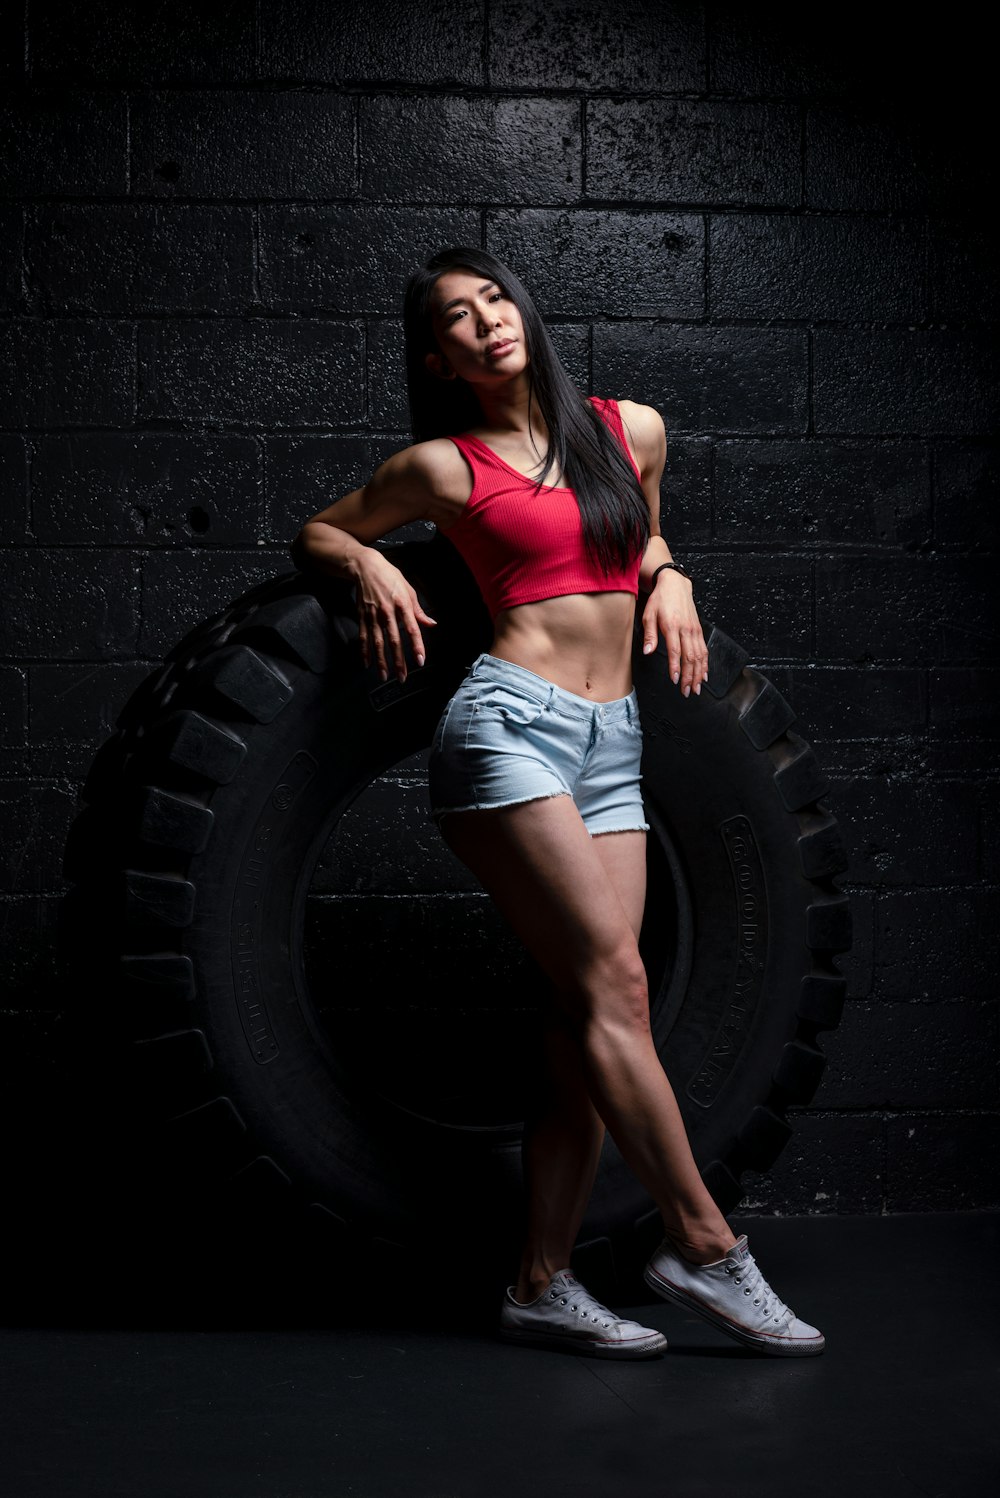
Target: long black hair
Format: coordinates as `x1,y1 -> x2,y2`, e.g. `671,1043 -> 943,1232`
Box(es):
403,246 -> 650,578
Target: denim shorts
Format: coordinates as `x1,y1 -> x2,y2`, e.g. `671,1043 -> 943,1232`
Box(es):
427,652 -> 650,836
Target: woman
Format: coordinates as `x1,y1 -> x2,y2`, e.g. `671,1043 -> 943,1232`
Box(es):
291,247 -> 824,1360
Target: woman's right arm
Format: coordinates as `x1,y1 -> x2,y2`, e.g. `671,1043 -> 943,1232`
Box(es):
290,442 -> 446,684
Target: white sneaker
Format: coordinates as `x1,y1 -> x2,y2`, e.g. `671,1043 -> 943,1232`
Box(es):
499,1268 -> 668,1359
643,1233 -> 825,1357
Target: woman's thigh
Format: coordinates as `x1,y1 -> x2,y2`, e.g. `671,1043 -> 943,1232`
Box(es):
439,794 -> 648,1015
591,828 -> 647,941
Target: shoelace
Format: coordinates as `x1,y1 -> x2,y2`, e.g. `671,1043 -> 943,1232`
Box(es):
725,1255 -> 793,1324
549,1284 -> 617,1328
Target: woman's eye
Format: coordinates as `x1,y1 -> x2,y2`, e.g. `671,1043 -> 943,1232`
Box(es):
447,291 -> 504,324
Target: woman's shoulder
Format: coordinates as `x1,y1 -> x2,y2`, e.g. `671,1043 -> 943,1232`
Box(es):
613,398 -> 665,436
599,398 -> 666,473
592,395 -> 664,430
382,436 -> 474,504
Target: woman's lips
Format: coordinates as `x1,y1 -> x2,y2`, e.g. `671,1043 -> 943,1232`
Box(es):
486,340 -> 516,359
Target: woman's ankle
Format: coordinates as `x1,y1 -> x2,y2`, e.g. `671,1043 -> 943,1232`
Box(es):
661,1221 -> 738,1265
514,1254 -> 570,1303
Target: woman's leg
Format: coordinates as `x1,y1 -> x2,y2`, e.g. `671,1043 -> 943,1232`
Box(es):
513,830 -> 644,1300
439,795 -> 737,1287
514,1006 -> 607,1300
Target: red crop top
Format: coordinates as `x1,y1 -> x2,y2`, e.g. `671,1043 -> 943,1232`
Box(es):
439,396 -> 645,619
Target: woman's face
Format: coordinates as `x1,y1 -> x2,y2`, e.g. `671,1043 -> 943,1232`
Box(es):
426,268 -> 529,386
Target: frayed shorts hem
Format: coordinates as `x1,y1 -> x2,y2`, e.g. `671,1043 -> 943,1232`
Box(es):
432,788 -> 571,827
590,822 -> 651,836
432,790 -> 649,837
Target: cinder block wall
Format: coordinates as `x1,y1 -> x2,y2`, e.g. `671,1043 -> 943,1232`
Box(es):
1,2 -> 996,1213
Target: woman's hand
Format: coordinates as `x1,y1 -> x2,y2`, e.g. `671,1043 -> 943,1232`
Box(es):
352,547 -> 437,684
640,572 -> 709,698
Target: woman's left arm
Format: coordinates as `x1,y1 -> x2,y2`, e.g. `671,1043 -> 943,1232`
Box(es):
619,400 -> 709,699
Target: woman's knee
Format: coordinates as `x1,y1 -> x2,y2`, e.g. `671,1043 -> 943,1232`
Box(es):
555,942 -> 651,1036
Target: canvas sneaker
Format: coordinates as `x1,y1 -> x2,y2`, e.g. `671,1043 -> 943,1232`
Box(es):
499,1268 -> 668,1359
643,1233 -> 825,1357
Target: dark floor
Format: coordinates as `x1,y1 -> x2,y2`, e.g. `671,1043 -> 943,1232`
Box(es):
2,1212 -> 997,1498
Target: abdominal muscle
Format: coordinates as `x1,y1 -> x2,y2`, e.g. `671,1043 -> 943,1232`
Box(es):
488,590 -> 638,703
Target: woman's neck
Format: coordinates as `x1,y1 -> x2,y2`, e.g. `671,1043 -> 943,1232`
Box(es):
473,375 -> 548,442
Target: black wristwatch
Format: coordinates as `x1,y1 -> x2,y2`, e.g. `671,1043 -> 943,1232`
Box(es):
650,561 -> 691,587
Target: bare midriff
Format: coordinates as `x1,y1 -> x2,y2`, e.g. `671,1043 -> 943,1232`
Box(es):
489,590 -> 637,703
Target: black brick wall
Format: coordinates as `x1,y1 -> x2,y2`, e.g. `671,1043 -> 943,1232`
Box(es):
1,1 -> 996,1215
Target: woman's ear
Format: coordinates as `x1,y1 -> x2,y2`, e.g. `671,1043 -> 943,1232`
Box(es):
425,350 -> 457,381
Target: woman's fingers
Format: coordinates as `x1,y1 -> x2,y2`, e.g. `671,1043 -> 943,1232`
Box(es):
641,608 -> 659,657
665,621 -> 683,688
676,624 -> 710,697
385,616 -> 402,679
404,585 -> 437,669
679,625 -> 701,696
641,602 -> 710,699
366,601 -> 390,679
360,579 -> 437,683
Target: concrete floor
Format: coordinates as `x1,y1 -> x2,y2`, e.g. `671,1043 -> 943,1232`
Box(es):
2,1212 -> 997,1498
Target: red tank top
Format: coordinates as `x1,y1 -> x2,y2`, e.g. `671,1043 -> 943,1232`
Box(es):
439,396 -> 644,619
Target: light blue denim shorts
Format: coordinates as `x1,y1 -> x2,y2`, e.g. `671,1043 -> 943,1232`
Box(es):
428,652 -> 650,836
